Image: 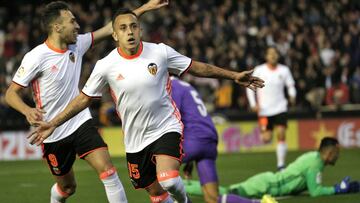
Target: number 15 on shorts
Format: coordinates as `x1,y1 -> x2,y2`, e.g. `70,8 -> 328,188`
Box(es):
128,162 -> 140,179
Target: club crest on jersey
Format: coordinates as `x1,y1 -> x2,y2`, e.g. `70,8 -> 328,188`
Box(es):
147,63 -> 158,76
69,52 -> 75,62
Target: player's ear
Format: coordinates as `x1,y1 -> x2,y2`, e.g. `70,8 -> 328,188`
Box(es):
112,32 -> 118,42
53,23 -> 63,33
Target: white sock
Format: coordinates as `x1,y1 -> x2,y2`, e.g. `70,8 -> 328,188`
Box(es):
100,168 -> 127,203
276,141 -> 287,168
158,171 -> 187,203
50,183 -> 68,203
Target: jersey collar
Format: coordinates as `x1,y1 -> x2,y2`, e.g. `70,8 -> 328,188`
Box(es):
45,40 -> 68,53
117,42 -> 143,60
266,63 -> 278,70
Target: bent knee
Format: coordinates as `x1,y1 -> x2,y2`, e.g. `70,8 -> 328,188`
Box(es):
59,182 -> 77,196
261,134 -> 272,143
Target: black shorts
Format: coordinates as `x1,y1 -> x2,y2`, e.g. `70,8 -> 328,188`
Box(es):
259,112 -> 288,131
42,119 -> 108,176
126,132 -> 183,189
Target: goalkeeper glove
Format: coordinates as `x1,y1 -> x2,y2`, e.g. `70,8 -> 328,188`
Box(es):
334,176 -> 351,194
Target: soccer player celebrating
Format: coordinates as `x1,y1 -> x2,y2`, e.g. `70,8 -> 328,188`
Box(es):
5,1 -> 168,203
29,8 -> 264,203
185,137 -> 360,198
246,46 -> 297,170
171,77 -> 277,203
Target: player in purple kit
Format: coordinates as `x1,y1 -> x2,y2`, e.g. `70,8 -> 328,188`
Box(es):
170,77 -> 277,203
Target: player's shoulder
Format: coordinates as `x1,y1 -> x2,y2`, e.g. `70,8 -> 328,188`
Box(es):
142,41 -> 167,51
278,64 -> 291,71
141,41 -> 169,58
23,43 -> 49,61
95,48 -> 118,66
300,151 -> 322,165
302,151 -> 318,158
254,63 -> 267,70
75,33 -> 91,44
103,48 -> 119,60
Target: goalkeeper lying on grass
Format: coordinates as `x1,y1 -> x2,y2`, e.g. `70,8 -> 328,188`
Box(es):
184,137 -> 359,199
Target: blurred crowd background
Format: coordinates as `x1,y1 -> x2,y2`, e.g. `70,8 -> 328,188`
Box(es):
0,0 -> 359,129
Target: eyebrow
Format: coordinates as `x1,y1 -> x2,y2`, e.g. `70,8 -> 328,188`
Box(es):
118,22 -> 138,27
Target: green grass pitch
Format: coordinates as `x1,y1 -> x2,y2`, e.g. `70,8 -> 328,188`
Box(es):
0,149 -> 359,203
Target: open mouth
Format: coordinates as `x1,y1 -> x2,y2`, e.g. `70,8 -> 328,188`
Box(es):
128,38 -> 135,43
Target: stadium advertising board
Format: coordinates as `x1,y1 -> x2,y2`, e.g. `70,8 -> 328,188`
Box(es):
298,119 -> 360,149
216,120 -> 298,153
0,131 -> 42,160
0,118 -> 359,160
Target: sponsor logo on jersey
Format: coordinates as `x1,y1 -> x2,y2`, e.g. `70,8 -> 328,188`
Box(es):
16,67 -> 25,78
147,63 -> 158,75
69,52 -> 75,62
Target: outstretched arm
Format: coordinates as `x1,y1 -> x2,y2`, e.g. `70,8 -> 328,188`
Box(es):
306,169 -> 335,197
188,61 -> 265,91
28,93 -> 92,145
92,0 -> 168,45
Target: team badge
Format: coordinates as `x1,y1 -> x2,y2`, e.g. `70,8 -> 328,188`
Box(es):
53,167 -> 61,175
69,52 -> 75,62
147,63 -> 158,76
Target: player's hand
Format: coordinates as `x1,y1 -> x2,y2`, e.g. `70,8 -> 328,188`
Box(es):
24,107 -> 46,126
145,0 -> 169,10
334,176 -> 351,194
250,106 -> 259,113
234,69 -> 265,91
27,121 -> 56,146
183,162 -> 194,180
289,97 -> 296,106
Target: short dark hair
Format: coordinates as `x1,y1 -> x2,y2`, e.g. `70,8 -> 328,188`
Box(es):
41,1 -> 71,33
319,137 -> 339,151
112,8 -> 138,28
266,46 -> 279,53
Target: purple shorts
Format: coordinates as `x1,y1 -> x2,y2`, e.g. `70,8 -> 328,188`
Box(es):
183,140 -> 218,185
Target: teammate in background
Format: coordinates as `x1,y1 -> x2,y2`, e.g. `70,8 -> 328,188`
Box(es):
171,77 -> 277,203
246,47 -> 296,170
5,1 -> 167,203
185,137 -> 360,198
29,8 -> 264,203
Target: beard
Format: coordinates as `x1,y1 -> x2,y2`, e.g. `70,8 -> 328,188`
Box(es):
64,33 -> 78,45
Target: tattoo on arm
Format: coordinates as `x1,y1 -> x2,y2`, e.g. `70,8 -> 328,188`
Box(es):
190,61 -> 235,80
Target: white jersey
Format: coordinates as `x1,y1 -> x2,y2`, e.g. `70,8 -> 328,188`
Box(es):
82,42 -> 192,153
13,33 -> 93,143
246,63 -> 296,116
